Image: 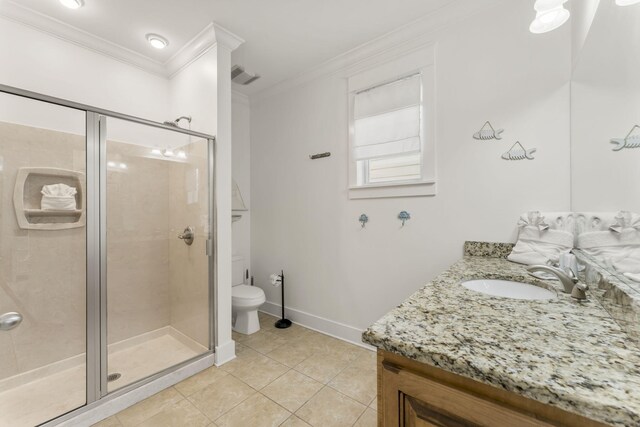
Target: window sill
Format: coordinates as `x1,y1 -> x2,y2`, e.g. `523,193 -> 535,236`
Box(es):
348,180 -> 437,199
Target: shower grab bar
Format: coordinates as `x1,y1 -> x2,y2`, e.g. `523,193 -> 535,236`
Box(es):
0,84 -> 216,141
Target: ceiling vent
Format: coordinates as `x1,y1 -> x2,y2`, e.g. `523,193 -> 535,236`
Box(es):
231,65 -> 260,85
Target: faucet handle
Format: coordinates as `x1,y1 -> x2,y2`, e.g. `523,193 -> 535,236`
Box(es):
565,267 -> 579,284
571,282 -> 588,300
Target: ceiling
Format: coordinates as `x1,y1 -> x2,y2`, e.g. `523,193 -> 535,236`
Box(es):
13,0 -> 460,95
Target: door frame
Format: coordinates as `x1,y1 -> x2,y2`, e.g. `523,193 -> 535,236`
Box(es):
0,84 -> 217,416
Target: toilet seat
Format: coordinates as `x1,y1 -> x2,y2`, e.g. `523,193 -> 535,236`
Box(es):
232,285 -> 266,307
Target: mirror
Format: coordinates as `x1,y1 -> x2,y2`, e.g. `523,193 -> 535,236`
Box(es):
571,1 -> 640,288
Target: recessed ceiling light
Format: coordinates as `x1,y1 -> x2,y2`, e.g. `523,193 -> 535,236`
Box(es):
616,0 -> 640,5
59,0 -> 84,9
530,0 -> 570,34
146,33 -> 169,50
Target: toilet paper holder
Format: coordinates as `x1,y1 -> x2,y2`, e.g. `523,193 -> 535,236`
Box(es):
270,270 -> 291,329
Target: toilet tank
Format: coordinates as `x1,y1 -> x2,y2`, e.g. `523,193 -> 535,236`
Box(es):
232,256 -> 245,286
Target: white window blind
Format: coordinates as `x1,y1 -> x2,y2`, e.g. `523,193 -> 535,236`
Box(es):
353,74 -> 421,161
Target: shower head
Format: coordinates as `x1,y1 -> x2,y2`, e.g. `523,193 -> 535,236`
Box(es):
163,116 -> 192,128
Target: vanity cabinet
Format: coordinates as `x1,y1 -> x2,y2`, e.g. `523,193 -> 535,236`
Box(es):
377,350 -> 608,427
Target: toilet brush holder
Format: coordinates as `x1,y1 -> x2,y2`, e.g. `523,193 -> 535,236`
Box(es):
272,270 -> 291,329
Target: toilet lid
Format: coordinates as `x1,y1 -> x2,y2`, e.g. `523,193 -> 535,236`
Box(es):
232,284 -> 264,300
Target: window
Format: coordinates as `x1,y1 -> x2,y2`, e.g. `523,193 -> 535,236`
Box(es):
354,73 -> 423,186
348,46 -> 436,199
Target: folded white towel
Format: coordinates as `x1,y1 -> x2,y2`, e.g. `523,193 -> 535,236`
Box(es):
609,211 -> 640,233
41,183 -> 77,211
576,211 -> 640,234
579,240 -> 640,275
517,211 -> 575,233
508,226 -> 574,266
578,229 -> 640,249
577,211 -> 640,275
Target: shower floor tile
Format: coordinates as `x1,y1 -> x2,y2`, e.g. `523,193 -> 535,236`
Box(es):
107,332 -> 206,392
0,363 -> 85,427
97,312 -> 377,427
0,328 -> 206,427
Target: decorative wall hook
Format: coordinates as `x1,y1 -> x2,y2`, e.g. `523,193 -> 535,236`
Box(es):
473,121 -> 504,141
610,125 -> 640,151
398,211 -> 411,226
501,141 -> 536,160
359,214 -> 369,228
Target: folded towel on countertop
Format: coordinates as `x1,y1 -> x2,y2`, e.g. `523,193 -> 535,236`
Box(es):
508,211 -> 575,266
577,211 -> 640,275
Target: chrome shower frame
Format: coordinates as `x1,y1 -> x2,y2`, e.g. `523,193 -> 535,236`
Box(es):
0,84 -> 217,425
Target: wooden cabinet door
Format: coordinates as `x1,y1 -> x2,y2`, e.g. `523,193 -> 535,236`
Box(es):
404,395 -> 477,427
382,361 -> 554,427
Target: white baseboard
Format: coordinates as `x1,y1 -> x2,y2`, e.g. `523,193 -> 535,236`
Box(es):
215,340 -> 237,366
260,301 -> 374,351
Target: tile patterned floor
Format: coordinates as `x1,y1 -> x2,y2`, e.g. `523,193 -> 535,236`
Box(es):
94,312 -> 378,427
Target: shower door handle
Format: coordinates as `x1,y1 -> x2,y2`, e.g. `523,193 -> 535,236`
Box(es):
0,312 -> 22,331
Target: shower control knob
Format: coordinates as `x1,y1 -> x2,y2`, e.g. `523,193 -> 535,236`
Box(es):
178,226 -> 195,246
0,312 -> 23,331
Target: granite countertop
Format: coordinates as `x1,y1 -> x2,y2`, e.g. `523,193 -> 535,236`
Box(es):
363,243 -> 640,427
574,250 -> 640,344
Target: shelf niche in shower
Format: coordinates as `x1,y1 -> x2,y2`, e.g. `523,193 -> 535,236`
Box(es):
13,167 -> 86,230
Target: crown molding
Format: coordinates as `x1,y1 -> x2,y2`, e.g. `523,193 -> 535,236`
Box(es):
212,23 -> 245,51
0,0 -> 167,76
0,1 -> 244,79
251,0 -> 506,103
166,23 -> 217,77
166,23 -> 245,77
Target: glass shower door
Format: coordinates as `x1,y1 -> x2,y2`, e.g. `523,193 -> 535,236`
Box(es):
0,92 -> 87,426
103,117 -> 211,392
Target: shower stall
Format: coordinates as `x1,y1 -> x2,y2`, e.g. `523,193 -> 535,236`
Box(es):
0,85 -> 216,426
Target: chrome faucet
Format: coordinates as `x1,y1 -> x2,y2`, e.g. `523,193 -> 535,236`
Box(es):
526,265 -> 589,300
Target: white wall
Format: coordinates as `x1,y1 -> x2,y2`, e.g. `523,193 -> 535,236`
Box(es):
0,16 -> 202,150
571,0 -> 600,69
169,49 -> 218,136
232,91 -> 251,268
250,1 -> 571,343
571,1 -> 640,213
0,17 -> 169,126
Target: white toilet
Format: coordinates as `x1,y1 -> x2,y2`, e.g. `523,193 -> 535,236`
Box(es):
232,256 -> 266,334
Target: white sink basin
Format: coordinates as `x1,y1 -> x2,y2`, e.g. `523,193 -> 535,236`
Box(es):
461,279 -> 556,301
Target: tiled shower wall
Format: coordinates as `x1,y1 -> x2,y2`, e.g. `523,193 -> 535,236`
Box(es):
0,121 -> 86,379
106,141 -> 171,344
0,121 -> 209,381
168,139 -> 210,349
